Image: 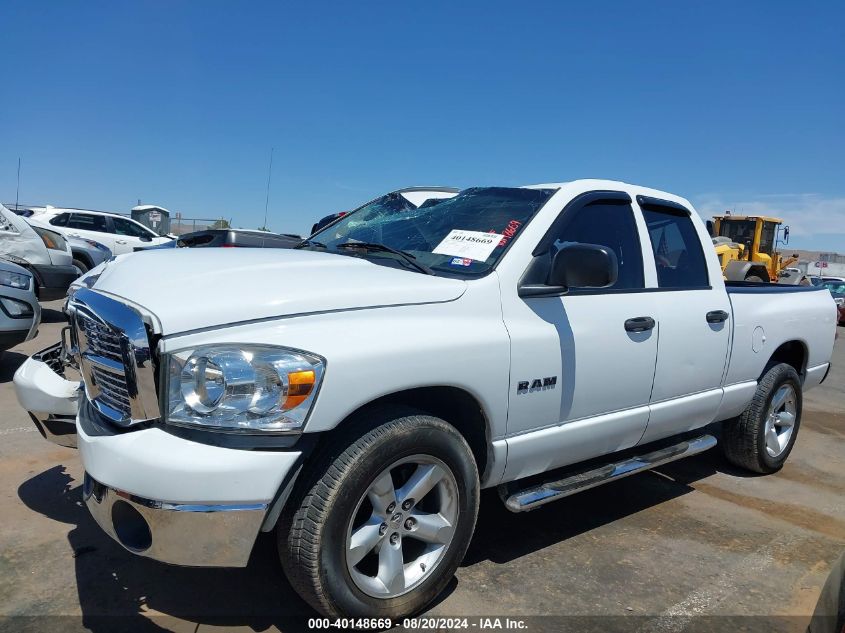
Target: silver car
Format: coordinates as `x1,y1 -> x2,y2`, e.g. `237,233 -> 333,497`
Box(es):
66,235 -> 112,273
0,259 -> 41,353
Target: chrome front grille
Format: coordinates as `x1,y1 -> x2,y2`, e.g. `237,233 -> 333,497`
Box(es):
69,288 -> 160,426
78,317 -> 124,364
90,365 -> 132,415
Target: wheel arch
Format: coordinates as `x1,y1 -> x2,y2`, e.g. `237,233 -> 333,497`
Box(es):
72,248 -> 94,270
324,386 -> 492,484
765,339 -> 808,380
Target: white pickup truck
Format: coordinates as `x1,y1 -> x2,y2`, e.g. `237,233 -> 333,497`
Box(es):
14,180 -> 837,619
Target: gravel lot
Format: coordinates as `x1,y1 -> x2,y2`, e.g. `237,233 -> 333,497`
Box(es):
1,301 -> 843,632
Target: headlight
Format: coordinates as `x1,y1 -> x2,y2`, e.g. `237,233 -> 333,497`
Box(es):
164,345 -> 325,433
0,269 -> 31,290
32,226 -> 69,251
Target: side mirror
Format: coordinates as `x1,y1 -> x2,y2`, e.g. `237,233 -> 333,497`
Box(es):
139,235 -> 152,242
549,243 -> 618,288
783,226 -> 790,244
520,243 -> 619,297
705,220 -> 715,237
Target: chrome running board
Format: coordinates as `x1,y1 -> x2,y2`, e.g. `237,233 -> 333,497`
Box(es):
501,434 -> 717,512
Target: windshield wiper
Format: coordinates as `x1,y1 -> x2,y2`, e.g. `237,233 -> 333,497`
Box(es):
336,241 -> 434,275
295,238 -> 327,249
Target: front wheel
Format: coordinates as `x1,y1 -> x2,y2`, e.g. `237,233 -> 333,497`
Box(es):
279,406 -> 480,618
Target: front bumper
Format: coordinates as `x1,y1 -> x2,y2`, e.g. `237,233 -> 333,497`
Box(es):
31,264 -> 79,301
77,400 -> 302,567
83,472 -> 268,567
14,342 -> 81,447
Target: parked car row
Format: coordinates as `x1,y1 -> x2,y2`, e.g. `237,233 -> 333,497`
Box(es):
29,207 -> 172,254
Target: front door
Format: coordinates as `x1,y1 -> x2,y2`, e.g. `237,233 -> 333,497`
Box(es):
110,217 -> 156,254
501,194 -> 658,481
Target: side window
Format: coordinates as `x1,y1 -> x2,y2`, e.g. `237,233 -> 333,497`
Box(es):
759,221 -> 776,255
180,233 -> 215,247
642,207 -> 709,288
66,213 -> 108,233
113,217 -> 154,238
49,213 -> 69,227
551,201 -> 645,290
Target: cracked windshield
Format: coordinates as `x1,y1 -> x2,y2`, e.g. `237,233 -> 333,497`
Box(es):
308,187 -> 556,275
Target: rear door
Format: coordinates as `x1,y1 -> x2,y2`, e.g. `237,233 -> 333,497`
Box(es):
635,196 -> 731,444
64,213 -> 116,252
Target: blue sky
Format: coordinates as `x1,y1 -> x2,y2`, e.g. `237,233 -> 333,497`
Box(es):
2,1 -> 844,250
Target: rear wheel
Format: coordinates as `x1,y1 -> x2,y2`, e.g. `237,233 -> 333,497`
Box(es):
72,259 -> 89,274
721,363 -> 802,473
279,406 -> 480,618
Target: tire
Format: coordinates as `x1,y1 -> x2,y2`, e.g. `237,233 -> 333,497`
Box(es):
744,274 -> 766,283
278,406 -> 480,619
72,259 -> 89,274
721,363 -> 802,474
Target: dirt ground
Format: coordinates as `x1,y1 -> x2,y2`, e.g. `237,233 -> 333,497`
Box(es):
0,301 -> 843,632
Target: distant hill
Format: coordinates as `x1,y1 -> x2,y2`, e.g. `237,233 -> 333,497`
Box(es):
790,249 -> 845,265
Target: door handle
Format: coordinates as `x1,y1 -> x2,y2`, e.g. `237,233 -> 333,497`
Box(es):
624,316 -> 656,332
706,310 -> 729,323
115,239 -> 127,244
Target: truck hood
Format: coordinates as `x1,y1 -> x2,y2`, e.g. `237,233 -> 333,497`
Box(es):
84,248 -> 467,334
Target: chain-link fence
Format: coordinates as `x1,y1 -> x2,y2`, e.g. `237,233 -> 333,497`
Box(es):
170,216 -> 228,235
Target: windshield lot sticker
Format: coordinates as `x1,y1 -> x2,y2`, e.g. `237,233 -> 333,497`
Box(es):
491,219 -> 523,247
433,230 -> 502,262
449,257 -> 473,267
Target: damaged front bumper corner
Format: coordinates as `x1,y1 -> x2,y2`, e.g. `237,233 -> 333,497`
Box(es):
13,340 -> 81,448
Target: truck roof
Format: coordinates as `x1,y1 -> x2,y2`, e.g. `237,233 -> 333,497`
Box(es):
522,179 -> 696,211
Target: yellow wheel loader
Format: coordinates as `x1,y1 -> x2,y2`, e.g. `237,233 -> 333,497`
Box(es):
707,215 -> 805,284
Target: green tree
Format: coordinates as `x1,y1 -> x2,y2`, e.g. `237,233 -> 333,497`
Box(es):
212,218 -> 230,229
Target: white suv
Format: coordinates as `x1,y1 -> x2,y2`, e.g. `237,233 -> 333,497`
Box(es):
32,208 -> 172,255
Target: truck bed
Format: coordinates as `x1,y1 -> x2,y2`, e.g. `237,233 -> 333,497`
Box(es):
723,281 -> 835,391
